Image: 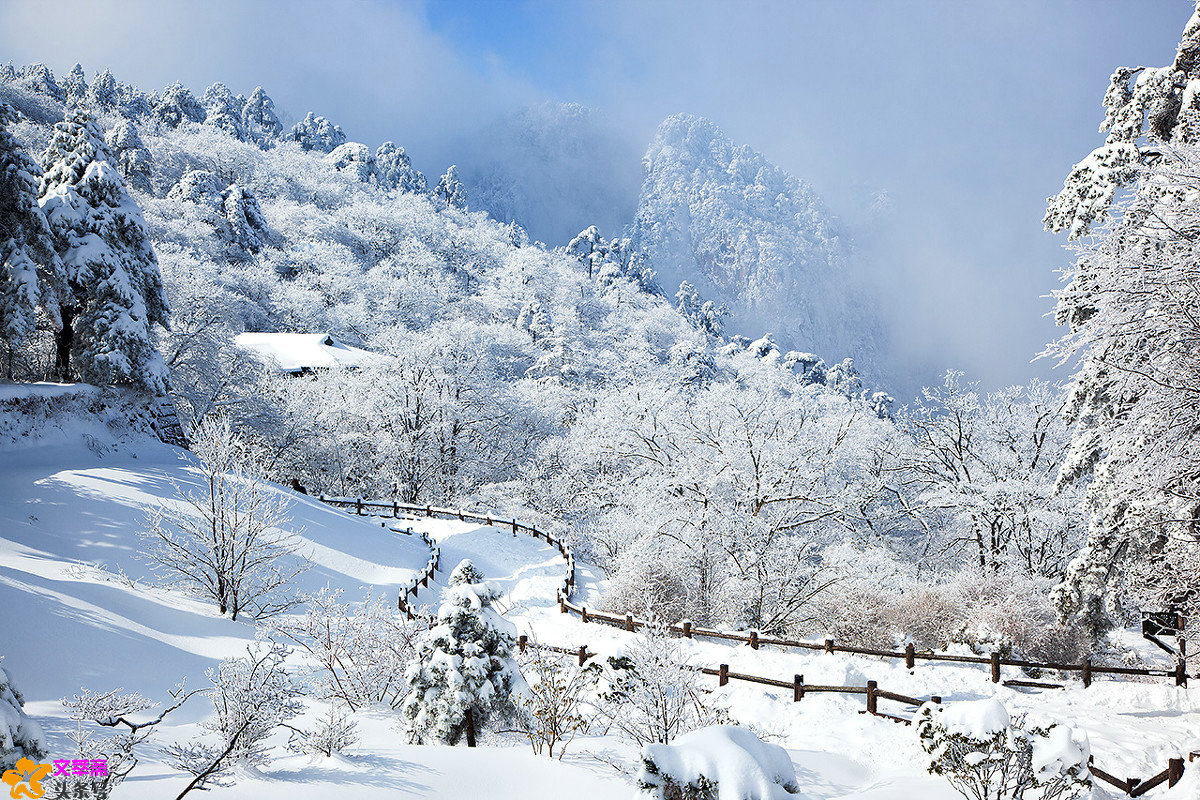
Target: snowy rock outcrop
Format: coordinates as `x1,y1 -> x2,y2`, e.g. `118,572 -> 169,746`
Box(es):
632,114 -> 881,373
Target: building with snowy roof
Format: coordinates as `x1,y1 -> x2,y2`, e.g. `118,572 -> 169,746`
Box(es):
234,332 -> 373,375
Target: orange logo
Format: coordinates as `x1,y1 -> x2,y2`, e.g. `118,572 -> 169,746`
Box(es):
1,758 -> 51,799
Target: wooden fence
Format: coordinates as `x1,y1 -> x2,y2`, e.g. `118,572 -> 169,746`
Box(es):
319,495 -> 1190,795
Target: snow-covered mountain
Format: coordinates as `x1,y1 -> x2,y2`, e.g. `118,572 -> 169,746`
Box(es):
456,102 -> 641,246
632,114 -> 882,373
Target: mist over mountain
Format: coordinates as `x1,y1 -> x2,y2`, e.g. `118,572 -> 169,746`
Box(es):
455,102 -> 642,246
631,114 -> 882,372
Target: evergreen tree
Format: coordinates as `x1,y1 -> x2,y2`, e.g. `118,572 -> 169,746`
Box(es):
152,83 -> 205,129
19,64 -> 63,102
434,165 -> 467,209
105,120 -> 153,192
202,82 -> 246,140
38,110 -> 170,393
62,64 -> 87,105
85,69 -> 120,112
0,658 -> 46,772
241,87 -> 282,145
0,105 -> 64,375
373,141 -> 426,193
290,112 -> 346,153
401,560 -> 519,747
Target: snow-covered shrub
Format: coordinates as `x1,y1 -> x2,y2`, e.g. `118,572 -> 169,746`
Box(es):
401,560 -> 520,746
0,659 -> 45,772
637,725 -> 801,800
202,641 -> 303,767
916,698 -> 1091,800
141,418 -> 307,621
268,588 -> 423,711
285,706 -> 358,758
595,625 -> 722,747
514,641 -> 594,759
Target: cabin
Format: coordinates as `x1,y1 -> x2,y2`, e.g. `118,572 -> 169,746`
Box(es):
235,332 -> 373,375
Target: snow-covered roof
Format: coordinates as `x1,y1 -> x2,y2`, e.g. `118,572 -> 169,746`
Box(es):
235,332 -> 373,374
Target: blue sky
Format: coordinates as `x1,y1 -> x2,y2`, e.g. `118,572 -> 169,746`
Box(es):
1,0 -> 1193,393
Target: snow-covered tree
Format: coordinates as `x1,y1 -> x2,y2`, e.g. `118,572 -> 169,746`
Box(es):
401,559 -> 520,747
0,659 -> 45,772
105,120 -> 152,192
325,141 -> 374,182
85,69 -> 121,113
38,109 -> 171,391
373,141 -> 426,193
290,111 -> 346,153
1045,5 -> 1200,644
141,419 -> 307,620
62,64 -> 88,105
434,165 -> 467,209
18,63 -> 63,102
0,106 -> 64,376
240,87 -> 282,145
202,641 -> 303,766
152,82 -> 205,128
221,184 -> 270,253
201,82 -> 246,140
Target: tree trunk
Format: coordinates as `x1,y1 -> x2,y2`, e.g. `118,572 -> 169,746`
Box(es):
54,306 -> 76,382
464,707 -> 477,748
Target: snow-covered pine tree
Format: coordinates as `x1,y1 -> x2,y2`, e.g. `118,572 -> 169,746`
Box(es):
434,165 -> 467,209
241,87 -> 282,145
290,112 -> 346,153
202,83 -> 246,140
401,560 -> 519,747
38,109 -> 171,393
373,142 -> 426,193
1,658 -> 46,771
85,69 -> 121,113
0,105 -> 65,376
105,120 -> 153,192
62,64 -> 87,106
152,83 -> 205,129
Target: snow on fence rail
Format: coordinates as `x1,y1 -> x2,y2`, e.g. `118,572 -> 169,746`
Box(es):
317,495 -> 1190,796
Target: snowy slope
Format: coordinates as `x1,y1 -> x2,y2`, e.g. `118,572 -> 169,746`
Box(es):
632,114 -> 882,373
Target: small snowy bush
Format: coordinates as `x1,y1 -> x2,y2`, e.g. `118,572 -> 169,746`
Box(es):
285,706 -> 358,758
203,641 -> 303,766
636,725 -> 801,800
514,640 -> 594,758
401,559 -> 520,746
915,698 -> 1091,800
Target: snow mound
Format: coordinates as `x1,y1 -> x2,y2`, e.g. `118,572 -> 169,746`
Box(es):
235,332 -> 374,374
638,725 -> 801,799
931,696 -> 1011,739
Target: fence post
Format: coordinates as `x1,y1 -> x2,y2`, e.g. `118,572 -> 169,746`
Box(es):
458,509 -> 464,521
626,614 -> 634,632
1128,777 -> 1140,794
719,664 -> 729,687
518,635 -> 527,653
1175,657 -> 1187,687
866,680 -> 878,715
825,638 -> 834,654
513,520 -> 519,537
1169,757 -> 1184,787
990,653 -> 1001,683
793,675 -> 804,702
356,498 -> 363,515
393,500 -> 398,517
930,695 -> 941,704
750,631 -> 759,650
905,643 -> 915,670
559,595 -> 566,614
1082,657 -> 1092,688
486,516 -> 492,526
682,620 -> 692,638
582,607 -> 589,624
577,645 -> 587,666
426,505 -> 432,517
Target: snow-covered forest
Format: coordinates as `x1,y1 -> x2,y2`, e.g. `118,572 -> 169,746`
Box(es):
1,3 -> 1199,799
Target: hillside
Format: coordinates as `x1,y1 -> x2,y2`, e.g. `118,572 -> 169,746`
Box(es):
631,114 -> 882,371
